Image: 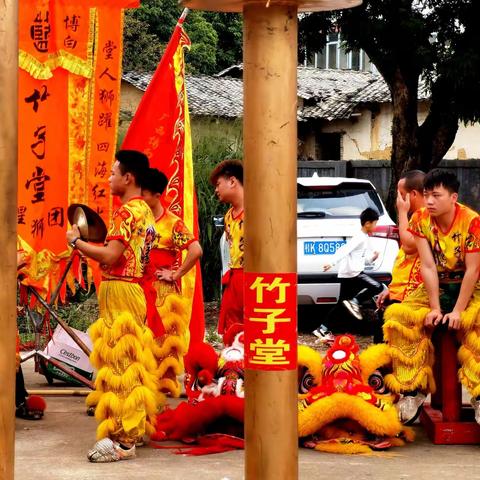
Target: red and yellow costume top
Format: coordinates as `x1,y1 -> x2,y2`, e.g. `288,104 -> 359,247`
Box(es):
141,209 -> 196,338
218,207 -> 244,335
408,203 -> 480,281
140,208 -> 196,398
101,197 -> 156,281
388,248 -> 422,302
148,209 -> 196,275
225,207 -> 244,270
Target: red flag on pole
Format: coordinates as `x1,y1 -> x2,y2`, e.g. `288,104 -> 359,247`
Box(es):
122,11 -> 205,345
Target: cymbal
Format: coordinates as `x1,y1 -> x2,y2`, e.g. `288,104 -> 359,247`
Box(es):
67,204 -> 108,243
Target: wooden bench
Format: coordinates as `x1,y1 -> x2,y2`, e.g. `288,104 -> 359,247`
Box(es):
420,326 -> 480,444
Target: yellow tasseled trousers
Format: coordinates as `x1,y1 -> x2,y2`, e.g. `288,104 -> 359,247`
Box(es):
151,280 -> 191,398
383,285 -> 480,398
86,280 -> 163,443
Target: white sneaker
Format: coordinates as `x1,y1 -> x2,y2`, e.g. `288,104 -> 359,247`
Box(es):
396,392 -> 426,425
312,327 -> 335,345
87,438 -> 136,463
471,397 -> 480,424
343,299 -> 363,320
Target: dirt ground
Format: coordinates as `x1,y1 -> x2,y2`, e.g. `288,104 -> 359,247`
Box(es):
204,301 -> 374,352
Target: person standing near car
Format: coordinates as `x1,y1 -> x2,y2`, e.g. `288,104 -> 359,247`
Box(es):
373,170 -> 426,343
313,207 -> 383,341
383,169 -> 480,426
210,160 -> 244,334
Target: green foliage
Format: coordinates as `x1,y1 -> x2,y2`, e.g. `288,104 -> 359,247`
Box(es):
204,323 -> 223,349
185,14 -> 219,75
122,14 -> 162,72
124,2 -> 242,75
202,12 -> 243,73
192,119 -> 243,301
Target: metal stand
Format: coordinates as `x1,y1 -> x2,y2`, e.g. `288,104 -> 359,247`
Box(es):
19,252 -> 94,390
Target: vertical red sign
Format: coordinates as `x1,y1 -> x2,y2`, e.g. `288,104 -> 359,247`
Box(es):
244,272 -> 297,371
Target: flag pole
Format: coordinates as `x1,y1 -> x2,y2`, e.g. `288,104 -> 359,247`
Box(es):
179,7 -> 189,24
0,0 -> 19,479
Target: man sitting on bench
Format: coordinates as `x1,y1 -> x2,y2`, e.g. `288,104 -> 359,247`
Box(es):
383,169 -> 480,425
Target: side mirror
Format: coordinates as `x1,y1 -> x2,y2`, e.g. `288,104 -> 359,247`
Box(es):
213,215 -> 224,228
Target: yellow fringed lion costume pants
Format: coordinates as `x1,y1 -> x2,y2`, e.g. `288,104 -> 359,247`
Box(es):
383,285 -> 480,398
86,280 -> 162,443
151,283 -> 190,398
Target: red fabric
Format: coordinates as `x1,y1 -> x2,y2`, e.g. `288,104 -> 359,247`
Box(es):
218,269 -> 244,335
140,275 -> 166,339
121,18 -> 204,346
190,245 -> 205,344
153,434 -> 244,455
184,342 -> 219,400
140,248 -> 183,338
152,395 -> 244,442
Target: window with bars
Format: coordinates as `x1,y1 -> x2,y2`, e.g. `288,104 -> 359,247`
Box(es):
306,33 -> 376,73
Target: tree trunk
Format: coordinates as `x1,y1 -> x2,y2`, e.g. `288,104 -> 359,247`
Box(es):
418,83 -> 459,171
386,68 -> 420,216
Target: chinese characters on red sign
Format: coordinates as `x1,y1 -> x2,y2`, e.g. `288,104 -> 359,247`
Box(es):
88,6 -> 124,217
244,272 -> 297,371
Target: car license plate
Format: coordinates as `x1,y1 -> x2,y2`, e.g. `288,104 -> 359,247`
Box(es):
304,240 -> 346,255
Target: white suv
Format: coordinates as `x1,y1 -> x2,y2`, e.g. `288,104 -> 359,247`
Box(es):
217,174 -> 399,305
297,174 -> 398,305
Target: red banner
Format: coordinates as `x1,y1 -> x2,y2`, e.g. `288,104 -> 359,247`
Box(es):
18,68 -> 70,255
122,17 -> 205,345
18,0 -> 138,300
244,272 -> 298,371
86,5 -> 125,222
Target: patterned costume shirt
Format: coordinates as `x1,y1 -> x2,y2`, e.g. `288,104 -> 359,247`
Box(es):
409,203 -> 480,282
225,207 -> 244,269
150,209 -> 196,268
388,248 -> 422,302
102,197 -> 156,280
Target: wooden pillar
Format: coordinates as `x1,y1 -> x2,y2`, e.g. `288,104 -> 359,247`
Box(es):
0,1 -> 19,479
243,5 -> 298,480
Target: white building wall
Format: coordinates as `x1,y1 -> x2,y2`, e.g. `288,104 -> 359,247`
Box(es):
319,101 -> 480,160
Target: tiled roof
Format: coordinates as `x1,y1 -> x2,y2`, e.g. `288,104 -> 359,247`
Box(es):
122,66 -> 430,122
122,71 -> 242,119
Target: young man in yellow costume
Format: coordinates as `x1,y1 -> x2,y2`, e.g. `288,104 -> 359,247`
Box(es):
141,168 -> 203,398
209,160 -> 244,334
374,170 -> 426,343
383,169 -> 480,425
66,150 -> 160,462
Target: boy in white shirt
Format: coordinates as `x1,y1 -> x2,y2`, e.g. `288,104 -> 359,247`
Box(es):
313,207 -> 382,340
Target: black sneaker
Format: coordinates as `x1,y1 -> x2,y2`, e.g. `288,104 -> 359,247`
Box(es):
312,327 -> 335,344
343,299 -> 363,320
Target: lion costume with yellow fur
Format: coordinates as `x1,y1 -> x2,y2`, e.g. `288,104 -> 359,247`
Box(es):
298,335 -> 414,454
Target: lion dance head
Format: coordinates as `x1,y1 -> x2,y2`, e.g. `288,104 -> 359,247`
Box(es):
298,334 -> 414,454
